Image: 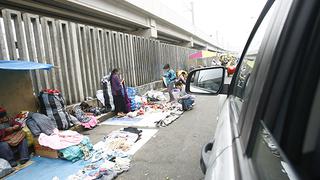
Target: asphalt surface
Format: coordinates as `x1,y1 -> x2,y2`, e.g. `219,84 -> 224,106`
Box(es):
86,95 -> 217,180
83,76 -> 231,180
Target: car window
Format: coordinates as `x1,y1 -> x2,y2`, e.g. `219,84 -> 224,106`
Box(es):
232,4 -> 275,116
251,121 -> 298,180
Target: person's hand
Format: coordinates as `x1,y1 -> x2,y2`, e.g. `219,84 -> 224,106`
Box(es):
5,127 -> 14,133
121,79 -> 125,84
12,125 -> 20,131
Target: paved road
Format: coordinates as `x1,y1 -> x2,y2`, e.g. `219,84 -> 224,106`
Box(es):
117,95 -> 220,180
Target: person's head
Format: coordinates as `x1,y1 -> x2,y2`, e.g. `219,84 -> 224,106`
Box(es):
163,64 -> 170,71
0,107 -> 8,123
111,68 -> 119,75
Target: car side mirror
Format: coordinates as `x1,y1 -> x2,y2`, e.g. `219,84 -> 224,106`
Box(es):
186,66 -> 227,95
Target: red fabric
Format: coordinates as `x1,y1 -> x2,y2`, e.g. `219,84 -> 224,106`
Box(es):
0,107 -> 6,118
0,107 -> 6,113
0,119 -> 21,139
42,89 -> 60,94
227,66 -> 236,74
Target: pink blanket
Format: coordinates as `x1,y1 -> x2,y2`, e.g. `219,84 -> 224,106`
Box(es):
81,116 -> 98,129
38,129 -> 83,150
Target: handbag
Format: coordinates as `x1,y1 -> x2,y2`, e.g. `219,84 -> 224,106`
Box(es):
1,130 -> 26,146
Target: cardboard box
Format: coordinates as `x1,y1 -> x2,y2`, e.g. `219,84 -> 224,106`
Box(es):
34,139 -> 59,159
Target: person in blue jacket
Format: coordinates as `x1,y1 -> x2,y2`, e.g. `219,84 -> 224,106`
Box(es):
163,64 -> 176,102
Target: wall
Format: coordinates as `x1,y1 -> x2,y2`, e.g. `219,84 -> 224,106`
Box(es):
0,8 -> 196,105
0,70 -> 37,116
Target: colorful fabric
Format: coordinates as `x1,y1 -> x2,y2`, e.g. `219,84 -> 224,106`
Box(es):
38,89 -> 71,130
73,105 -> 91,123
81,116 -> 98,129
22,126 -> 34,146
163,69 -> 176,85
0,119 -> 22,139
38,129 -> 83,150
1,130 -> 25,147
122,85 -> 131,113
59,136 -> 93,162
110,74 -> 122,96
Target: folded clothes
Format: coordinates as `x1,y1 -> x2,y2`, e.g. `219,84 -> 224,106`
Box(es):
81,116 -> 98,129
38,128 -> 84,150
59,136 -> 93,162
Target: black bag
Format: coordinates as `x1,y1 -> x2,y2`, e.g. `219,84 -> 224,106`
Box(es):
38,89 -> 71,130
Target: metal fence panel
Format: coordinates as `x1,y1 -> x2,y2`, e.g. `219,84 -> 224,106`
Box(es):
0,8 -> 197,104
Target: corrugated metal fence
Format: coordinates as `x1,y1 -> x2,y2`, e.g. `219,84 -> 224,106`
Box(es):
0,9 -> 196,104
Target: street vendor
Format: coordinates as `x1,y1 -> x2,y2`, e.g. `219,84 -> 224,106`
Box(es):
0,107 -> 29,167
110,69 -> 127,117
163,64 -> 176,102
177,71 -> 187,85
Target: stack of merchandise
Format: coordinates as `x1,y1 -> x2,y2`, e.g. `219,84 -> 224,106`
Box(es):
72,105 -> 98,129
144,90 -> 167,102
37,128 -> 94,162
38,89 -> 71,130
67,127 -> 142,180
126,87 -> 140,111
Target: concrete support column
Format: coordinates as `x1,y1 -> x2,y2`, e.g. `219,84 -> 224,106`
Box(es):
131,18 -> 157,38
179,37 -> 193,48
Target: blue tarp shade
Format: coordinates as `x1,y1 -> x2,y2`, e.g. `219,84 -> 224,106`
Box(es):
0,60 -> 53,70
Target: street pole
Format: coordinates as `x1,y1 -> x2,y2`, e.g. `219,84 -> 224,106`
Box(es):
190,1 -> 195,25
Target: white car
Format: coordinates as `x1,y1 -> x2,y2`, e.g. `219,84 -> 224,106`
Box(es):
186,0 -> 320,179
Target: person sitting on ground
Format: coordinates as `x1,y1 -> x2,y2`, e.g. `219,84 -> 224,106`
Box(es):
110,69 -> 126,117
0,107 -> 29,167
162,64 -> 177,102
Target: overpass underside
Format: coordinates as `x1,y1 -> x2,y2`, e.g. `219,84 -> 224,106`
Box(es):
0,0 -> 223,51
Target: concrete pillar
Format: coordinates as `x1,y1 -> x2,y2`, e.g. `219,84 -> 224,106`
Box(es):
179,37 -> 193,48
131,18 -> 157,38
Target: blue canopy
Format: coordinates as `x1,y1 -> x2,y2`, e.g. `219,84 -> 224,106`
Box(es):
0,60 -> 53,70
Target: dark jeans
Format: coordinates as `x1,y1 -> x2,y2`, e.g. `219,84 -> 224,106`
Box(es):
113,95 -> 126,113
0,139 -> 29,163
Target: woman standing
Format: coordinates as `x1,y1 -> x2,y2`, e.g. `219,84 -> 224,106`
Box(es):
110,69 -> 126,117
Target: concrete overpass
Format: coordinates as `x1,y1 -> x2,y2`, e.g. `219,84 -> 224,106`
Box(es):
0,0 -> 224,51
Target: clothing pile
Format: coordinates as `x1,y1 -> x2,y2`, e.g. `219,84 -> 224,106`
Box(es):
38,89 -> 71,130
37,128 -> 94,162
72,105 -> 98,129
178,94 -> 195,111
100,75 -> 114,111
38,129 -> 83,150
155,102 -> 184,127
26,112 -> 56,136
14,111 -> 34,146
0,158 -> 14,178
67,127 -> 142,180
59,136 -> 93,162
79,102 -> 110,116
67,156 -> 130,180
144,90 -> 167,102
126,87 -> 138,111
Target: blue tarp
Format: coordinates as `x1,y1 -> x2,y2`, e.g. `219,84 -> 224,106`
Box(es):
6,157 -> 88,180
0,60 -> 53,70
